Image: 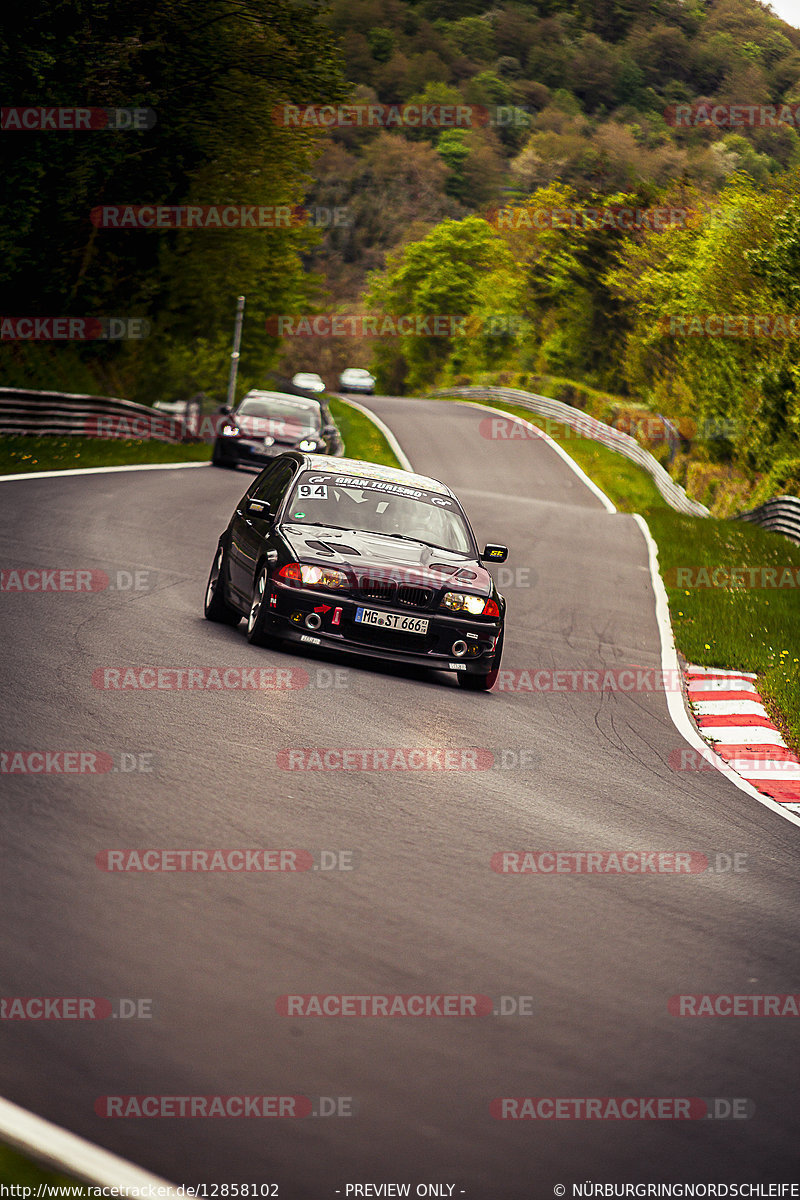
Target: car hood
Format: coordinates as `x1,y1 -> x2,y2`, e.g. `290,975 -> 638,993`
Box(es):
280,525 -> 492,592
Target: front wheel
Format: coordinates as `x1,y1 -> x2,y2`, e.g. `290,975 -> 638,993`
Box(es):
457,630 -> 503,691
211,442 -> 235,468
204,543 -> 240,626
246,566 -> 279,647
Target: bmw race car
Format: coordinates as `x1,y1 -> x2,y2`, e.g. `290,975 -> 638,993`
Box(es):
204,453 -> 507,690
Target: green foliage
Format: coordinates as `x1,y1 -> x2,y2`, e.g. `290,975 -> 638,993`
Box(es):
0,435 -> 211,473
436,130 -> 471,199
443,16 -> 496,63
646,508 -> 800,749
609,173 -> 800,484
0,0 -> 347,400
366,217 -> 514,391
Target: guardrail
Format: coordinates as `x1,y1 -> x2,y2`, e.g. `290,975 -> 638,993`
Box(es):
430,385 -> 710,517
736,496 -> 800,545
0,388 -> 193,442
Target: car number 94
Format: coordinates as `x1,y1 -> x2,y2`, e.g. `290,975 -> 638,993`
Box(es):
355,608 -> 429,634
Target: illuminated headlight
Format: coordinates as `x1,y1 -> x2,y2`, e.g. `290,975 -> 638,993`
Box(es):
298,439 -> 319,451
221,424 -> 238,437
441,592 -> 486,615
278,562 -> 348,589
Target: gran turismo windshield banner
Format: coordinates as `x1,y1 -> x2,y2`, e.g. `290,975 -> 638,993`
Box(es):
293,471 -> 456,509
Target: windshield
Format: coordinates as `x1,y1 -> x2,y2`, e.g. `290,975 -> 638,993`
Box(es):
284,471 -> 474,554
236,398 -> 320,435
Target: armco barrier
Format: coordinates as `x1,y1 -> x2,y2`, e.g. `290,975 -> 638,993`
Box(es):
736,496 -> 800,546
0,388 -> 191,442
430,385 -> 710,517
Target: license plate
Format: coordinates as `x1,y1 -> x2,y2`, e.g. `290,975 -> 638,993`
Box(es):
355,608 -> 429,634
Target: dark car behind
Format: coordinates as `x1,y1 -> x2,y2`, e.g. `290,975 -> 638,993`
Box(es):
211,390 -> 343,468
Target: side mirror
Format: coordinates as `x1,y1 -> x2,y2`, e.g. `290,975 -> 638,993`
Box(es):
246,498 -> 272,518
481,544 -> 508,564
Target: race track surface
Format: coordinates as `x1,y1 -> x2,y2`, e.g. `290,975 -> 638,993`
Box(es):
1,396 -> 797,1194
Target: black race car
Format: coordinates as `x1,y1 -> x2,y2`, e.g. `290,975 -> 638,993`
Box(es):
211,390 -> 343,469
204,453 -> 507,690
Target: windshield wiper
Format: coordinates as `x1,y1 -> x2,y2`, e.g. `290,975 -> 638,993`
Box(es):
375,532 -> 448,549
286,522 -> 352,532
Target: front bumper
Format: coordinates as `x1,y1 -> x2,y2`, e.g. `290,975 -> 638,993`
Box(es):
264,580 -> 501,674
215,438 -> 329,465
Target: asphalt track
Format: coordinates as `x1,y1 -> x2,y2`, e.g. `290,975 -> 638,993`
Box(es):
1,396 -> 798,1195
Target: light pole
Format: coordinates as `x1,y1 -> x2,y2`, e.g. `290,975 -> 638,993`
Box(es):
226,295 -> 245,409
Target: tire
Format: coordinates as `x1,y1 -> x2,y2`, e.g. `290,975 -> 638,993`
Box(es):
211,442 -> 235,469
246,565 -> 279,647
204,543 -> 241,626
457,629 -> 503,691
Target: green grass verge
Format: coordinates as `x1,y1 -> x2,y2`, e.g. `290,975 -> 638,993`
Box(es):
0,1140 -> 90,1191
646,509 -> 800,752
436,393 -> 800,752
0,435 -> 211,474
328,397 -> 402,469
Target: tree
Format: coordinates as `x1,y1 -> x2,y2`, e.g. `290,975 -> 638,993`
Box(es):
0,0 -> 348,401
366,216 -> 514,390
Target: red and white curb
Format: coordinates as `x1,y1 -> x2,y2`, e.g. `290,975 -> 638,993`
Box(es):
686,665 -> 800,814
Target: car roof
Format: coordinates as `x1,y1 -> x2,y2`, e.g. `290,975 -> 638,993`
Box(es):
297,452 -> 456,498
240,390 -> 320,409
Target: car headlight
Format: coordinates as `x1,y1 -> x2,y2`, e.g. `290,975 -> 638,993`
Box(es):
441,592 -> 487,615
221,424 -> 238,437
278,562 -> 348,589
298,439 -> 319,451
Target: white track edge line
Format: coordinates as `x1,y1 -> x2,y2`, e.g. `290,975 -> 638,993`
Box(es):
0,462 -> 210,482
333,395 -> 414,472
456,400 -> 617,513
632,514 -> 800,830
0,1095 -> 175,1189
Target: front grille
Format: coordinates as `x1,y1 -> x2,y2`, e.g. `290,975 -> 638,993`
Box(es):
358,577 -> 394,601
396,585 -> 432,608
